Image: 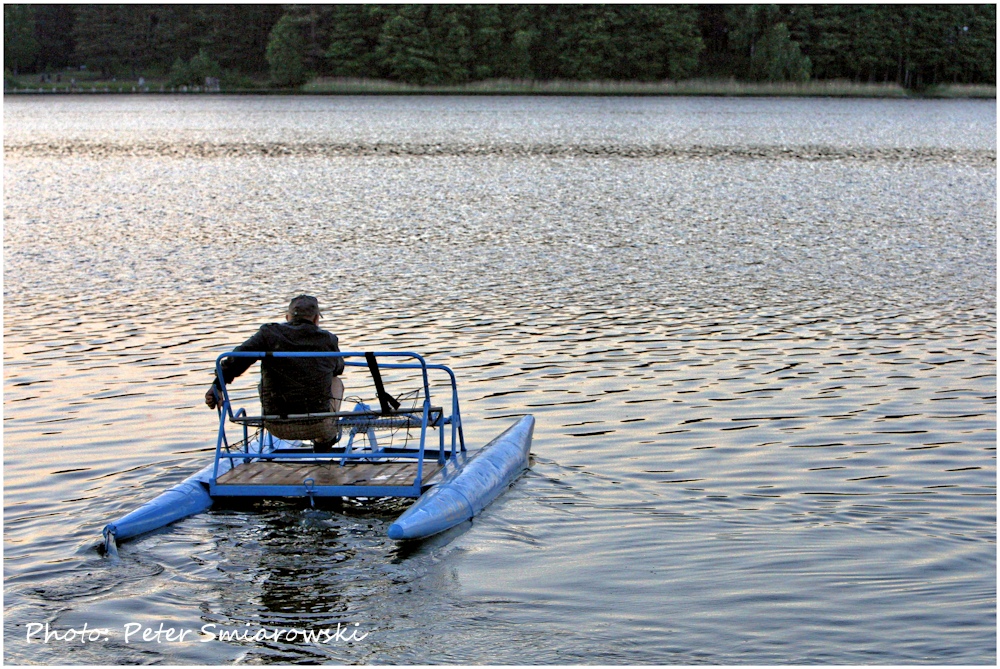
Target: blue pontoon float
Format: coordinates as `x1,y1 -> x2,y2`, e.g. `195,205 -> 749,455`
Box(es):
102,352 -> 533,552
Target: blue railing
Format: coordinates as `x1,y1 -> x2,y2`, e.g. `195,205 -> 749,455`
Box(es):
210,351 -> 465,499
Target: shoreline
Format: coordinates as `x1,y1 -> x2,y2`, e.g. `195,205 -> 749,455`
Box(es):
4,78 -> 996,99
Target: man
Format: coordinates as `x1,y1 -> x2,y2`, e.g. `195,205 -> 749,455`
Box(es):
205,294 -> 345,447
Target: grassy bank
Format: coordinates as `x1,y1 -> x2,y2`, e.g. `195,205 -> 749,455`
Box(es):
303,77 -> 996,98
5,73 -> 995,99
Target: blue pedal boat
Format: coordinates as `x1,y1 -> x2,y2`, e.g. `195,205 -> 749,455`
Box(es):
102,351 -> 533,552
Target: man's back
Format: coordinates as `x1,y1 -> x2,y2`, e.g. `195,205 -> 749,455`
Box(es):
221,320 -> 343,416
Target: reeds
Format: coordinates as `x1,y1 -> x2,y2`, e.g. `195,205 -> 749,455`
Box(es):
7,76 -> 995,98
302,77 -> 996,98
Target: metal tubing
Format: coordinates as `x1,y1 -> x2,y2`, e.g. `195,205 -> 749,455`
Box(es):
211,351 -> 458,495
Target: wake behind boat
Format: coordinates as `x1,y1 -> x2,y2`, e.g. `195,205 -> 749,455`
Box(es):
103,351 -> 533,552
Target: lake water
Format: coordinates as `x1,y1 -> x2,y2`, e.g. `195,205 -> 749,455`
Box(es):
3,95 -> 996,664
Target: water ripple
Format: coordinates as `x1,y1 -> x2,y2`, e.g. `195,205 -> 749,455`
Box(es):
6,140 -> 995,165
3,96 -> 994,665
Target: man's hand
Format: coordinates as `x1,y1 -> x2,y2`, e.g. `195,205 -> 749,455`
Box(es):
205,387 -> 219,409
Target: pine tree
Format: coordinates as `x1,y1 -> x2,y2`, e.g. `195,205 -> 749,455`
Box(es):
651,5 -> 704,80
467,5 -> 505,80
496,5 -> 540,79
725,5 -> 811,82
326,5 -> 386,77
266,14 -> 307,87
72,5 -> 121,76
4,4 -> 39,75
32,5 -> 76,72
552,5 -> 618,80
375,6 -> 439,84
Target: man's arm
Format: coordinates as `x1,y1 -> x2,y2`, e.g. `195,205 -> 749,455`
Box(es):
205,326 -> 271,409
330,334 -> 345,377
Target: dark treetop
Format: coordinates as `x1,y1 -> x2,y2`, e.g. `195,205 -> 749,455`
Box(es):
5,5 -> 995,90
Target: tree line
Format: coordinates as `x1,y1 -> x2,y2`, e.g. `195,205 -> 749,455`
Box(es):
5,4 -> 995,90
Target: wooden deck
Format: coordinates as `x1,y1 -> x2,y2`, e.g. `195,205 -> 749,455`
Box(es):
216,459 -> 443,487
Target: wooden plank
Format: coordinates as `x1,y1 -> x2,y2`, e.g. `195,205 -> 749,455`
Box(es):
369,463 -> 404,483
216,460 -> 443,488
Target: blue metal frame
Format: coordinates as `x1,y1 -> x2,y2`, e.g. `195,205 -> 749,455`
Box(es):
209,351 -> 465,499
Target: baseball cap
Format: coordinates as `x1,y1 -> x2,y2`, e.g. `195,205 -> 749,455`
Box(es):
288,294 -> 320,320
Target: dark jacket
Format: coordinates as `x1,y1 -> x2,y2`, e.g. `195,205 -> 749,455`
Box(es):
214,319 -> 344,416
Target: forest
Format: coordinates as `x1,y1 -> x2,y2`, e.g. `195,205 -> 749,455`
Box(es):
4,4 -> 996,91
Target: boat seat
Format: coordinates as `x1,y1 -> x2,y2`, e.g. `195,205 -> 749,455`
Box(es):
264,415 -> 338,442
